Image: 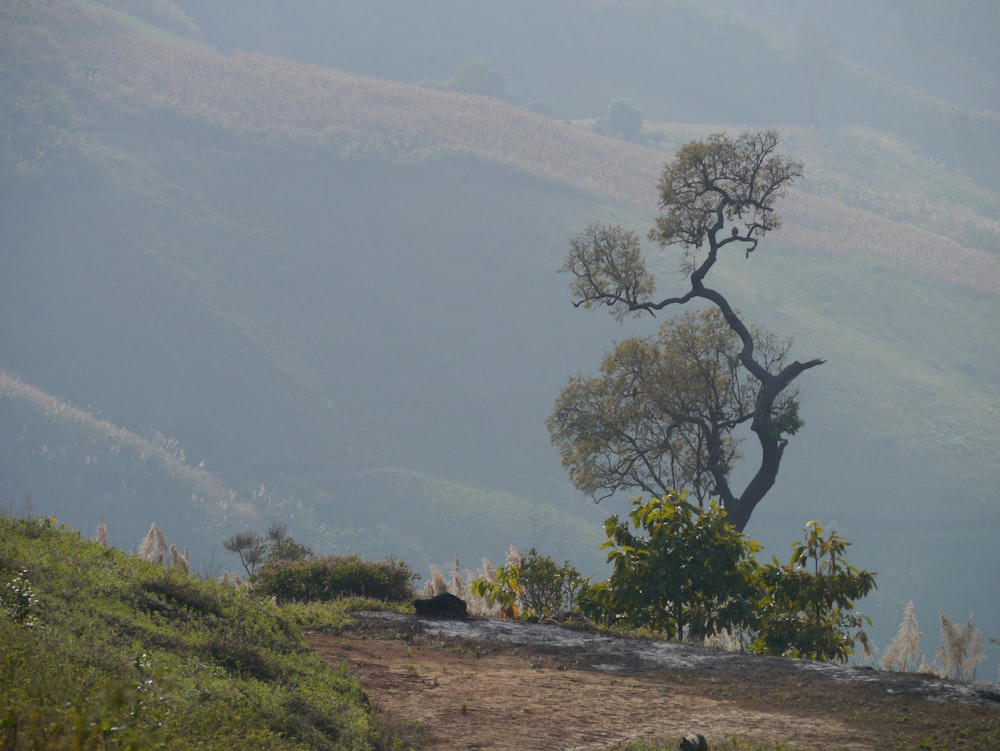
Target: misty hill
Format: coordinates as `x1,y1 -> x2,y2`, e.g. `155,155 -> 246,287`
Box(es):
183,0 -> 1000,188
1,0 -> 998,658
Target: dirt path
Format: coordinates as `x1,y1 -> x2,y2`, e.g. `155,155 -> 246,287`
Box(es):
307,614 -> 1000,751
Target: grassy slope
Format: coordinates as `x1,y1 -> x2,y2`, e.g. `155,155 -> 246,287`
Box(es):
0,515 -> 394,750
1,0 -> 998,651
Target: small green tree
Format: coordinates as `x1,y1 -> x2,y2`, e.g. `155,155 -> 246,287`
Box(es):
224,523 -> 311,578
580,492 -> 761,640
472,548 -> 582,619
451,58 -> 507,98
518,549 -> 582,617
753,521 -> 876,662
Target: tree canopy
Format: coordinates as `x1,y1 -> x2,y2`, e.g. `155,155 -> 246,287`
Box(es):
551,130 -> 821,531
548,307 -> 801,508
606,97 -> 643,140
579,493 -> 761,640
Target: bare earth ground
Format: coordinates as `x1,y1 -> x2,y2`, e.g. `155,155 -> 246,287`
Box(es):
307,613 -> 1000,751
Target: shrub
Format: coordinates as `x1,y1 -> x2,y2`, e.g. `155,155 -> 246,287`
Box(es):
752,521 -> 876,662
253,555 -> 416,604
471,546 -> 582,620
517,548 -> 582,617
579,494 -> 761,640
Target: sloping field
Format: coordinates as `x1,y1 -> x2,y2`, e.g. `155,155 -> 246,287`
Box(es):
9,0 -> 1000,293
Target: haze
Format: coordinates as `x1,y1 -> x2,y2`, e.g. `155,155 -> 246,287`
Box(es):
1,0 -> 997,672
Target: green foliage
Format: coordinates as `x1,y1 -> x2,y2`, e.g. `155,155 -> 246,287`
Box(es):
579,494 -> 761,640
472,548 -> 582,619
252,554 -> 417,604
471,561 -> 521,619
519,549 -> 582,617
0,514 -> 395,750
224,522 -> 312,577
1,569 -> 37,627
752,521 -> 877,662
280,597 -> 412,634
548,307 -> 799,506
650,130 -> 803,259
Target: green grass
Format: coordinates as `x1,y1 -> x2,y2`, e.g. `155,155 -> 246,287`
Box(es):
0,514 -> 403,750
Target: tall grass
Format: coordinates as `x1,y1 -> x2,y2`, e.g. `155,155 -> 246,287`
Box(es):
879,600 -> 924,673
936,611 -> 986,683
879,601 -> 988,683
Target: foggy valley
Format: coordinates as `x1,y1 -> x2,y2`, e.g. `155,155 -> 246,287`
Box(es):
1,0 -> 999,676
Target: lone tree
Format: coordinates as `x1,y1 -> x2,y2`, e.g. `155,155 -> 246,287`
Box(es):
606,97 -> 643,140
548,130 -> 822,532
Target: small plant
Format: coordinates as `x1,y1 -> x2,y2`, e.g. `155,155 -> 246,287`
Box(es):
518,548 -> 582,618
578,494 -> 762,640
753,521 -> 876,662
471,546 -> 523,619
470,546 -> 583,620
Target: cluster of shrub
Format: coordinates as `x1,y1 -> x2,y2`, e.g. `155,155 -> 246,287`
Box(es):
457,494 -> 991,682
118,496 -> 993,682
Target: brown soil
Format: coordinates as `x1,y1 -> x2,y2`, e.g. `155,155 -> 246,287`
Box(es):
307,613 -> 1000,751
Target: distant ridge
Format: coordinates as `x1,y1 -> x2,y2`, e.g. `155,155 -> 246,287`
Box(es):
0,368 -> 255,530
17,0 -> 1000,293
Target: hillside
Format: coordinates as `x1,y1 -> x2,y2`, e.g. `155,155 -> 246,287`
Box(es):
1,0 -> 998,664
4,513 -> 997,751
0,514 -> 396,749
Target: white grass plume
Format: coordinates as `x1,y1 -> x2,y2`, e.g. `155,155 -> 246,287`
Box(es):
480,557 -> 498,585
425,565 -> 450,597
96,517 -> 108,546
169,545 -> 190,574
450,554 -> 468,600
137,522 -> 168,564
936,611 -> 985,683
504,545 -> 522,570
880,600 -> 923,673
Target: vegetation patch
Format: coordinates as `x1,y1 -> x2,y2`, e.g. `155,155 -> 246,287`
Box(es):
253,555 -> 417,605
0,514 -> 400,750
